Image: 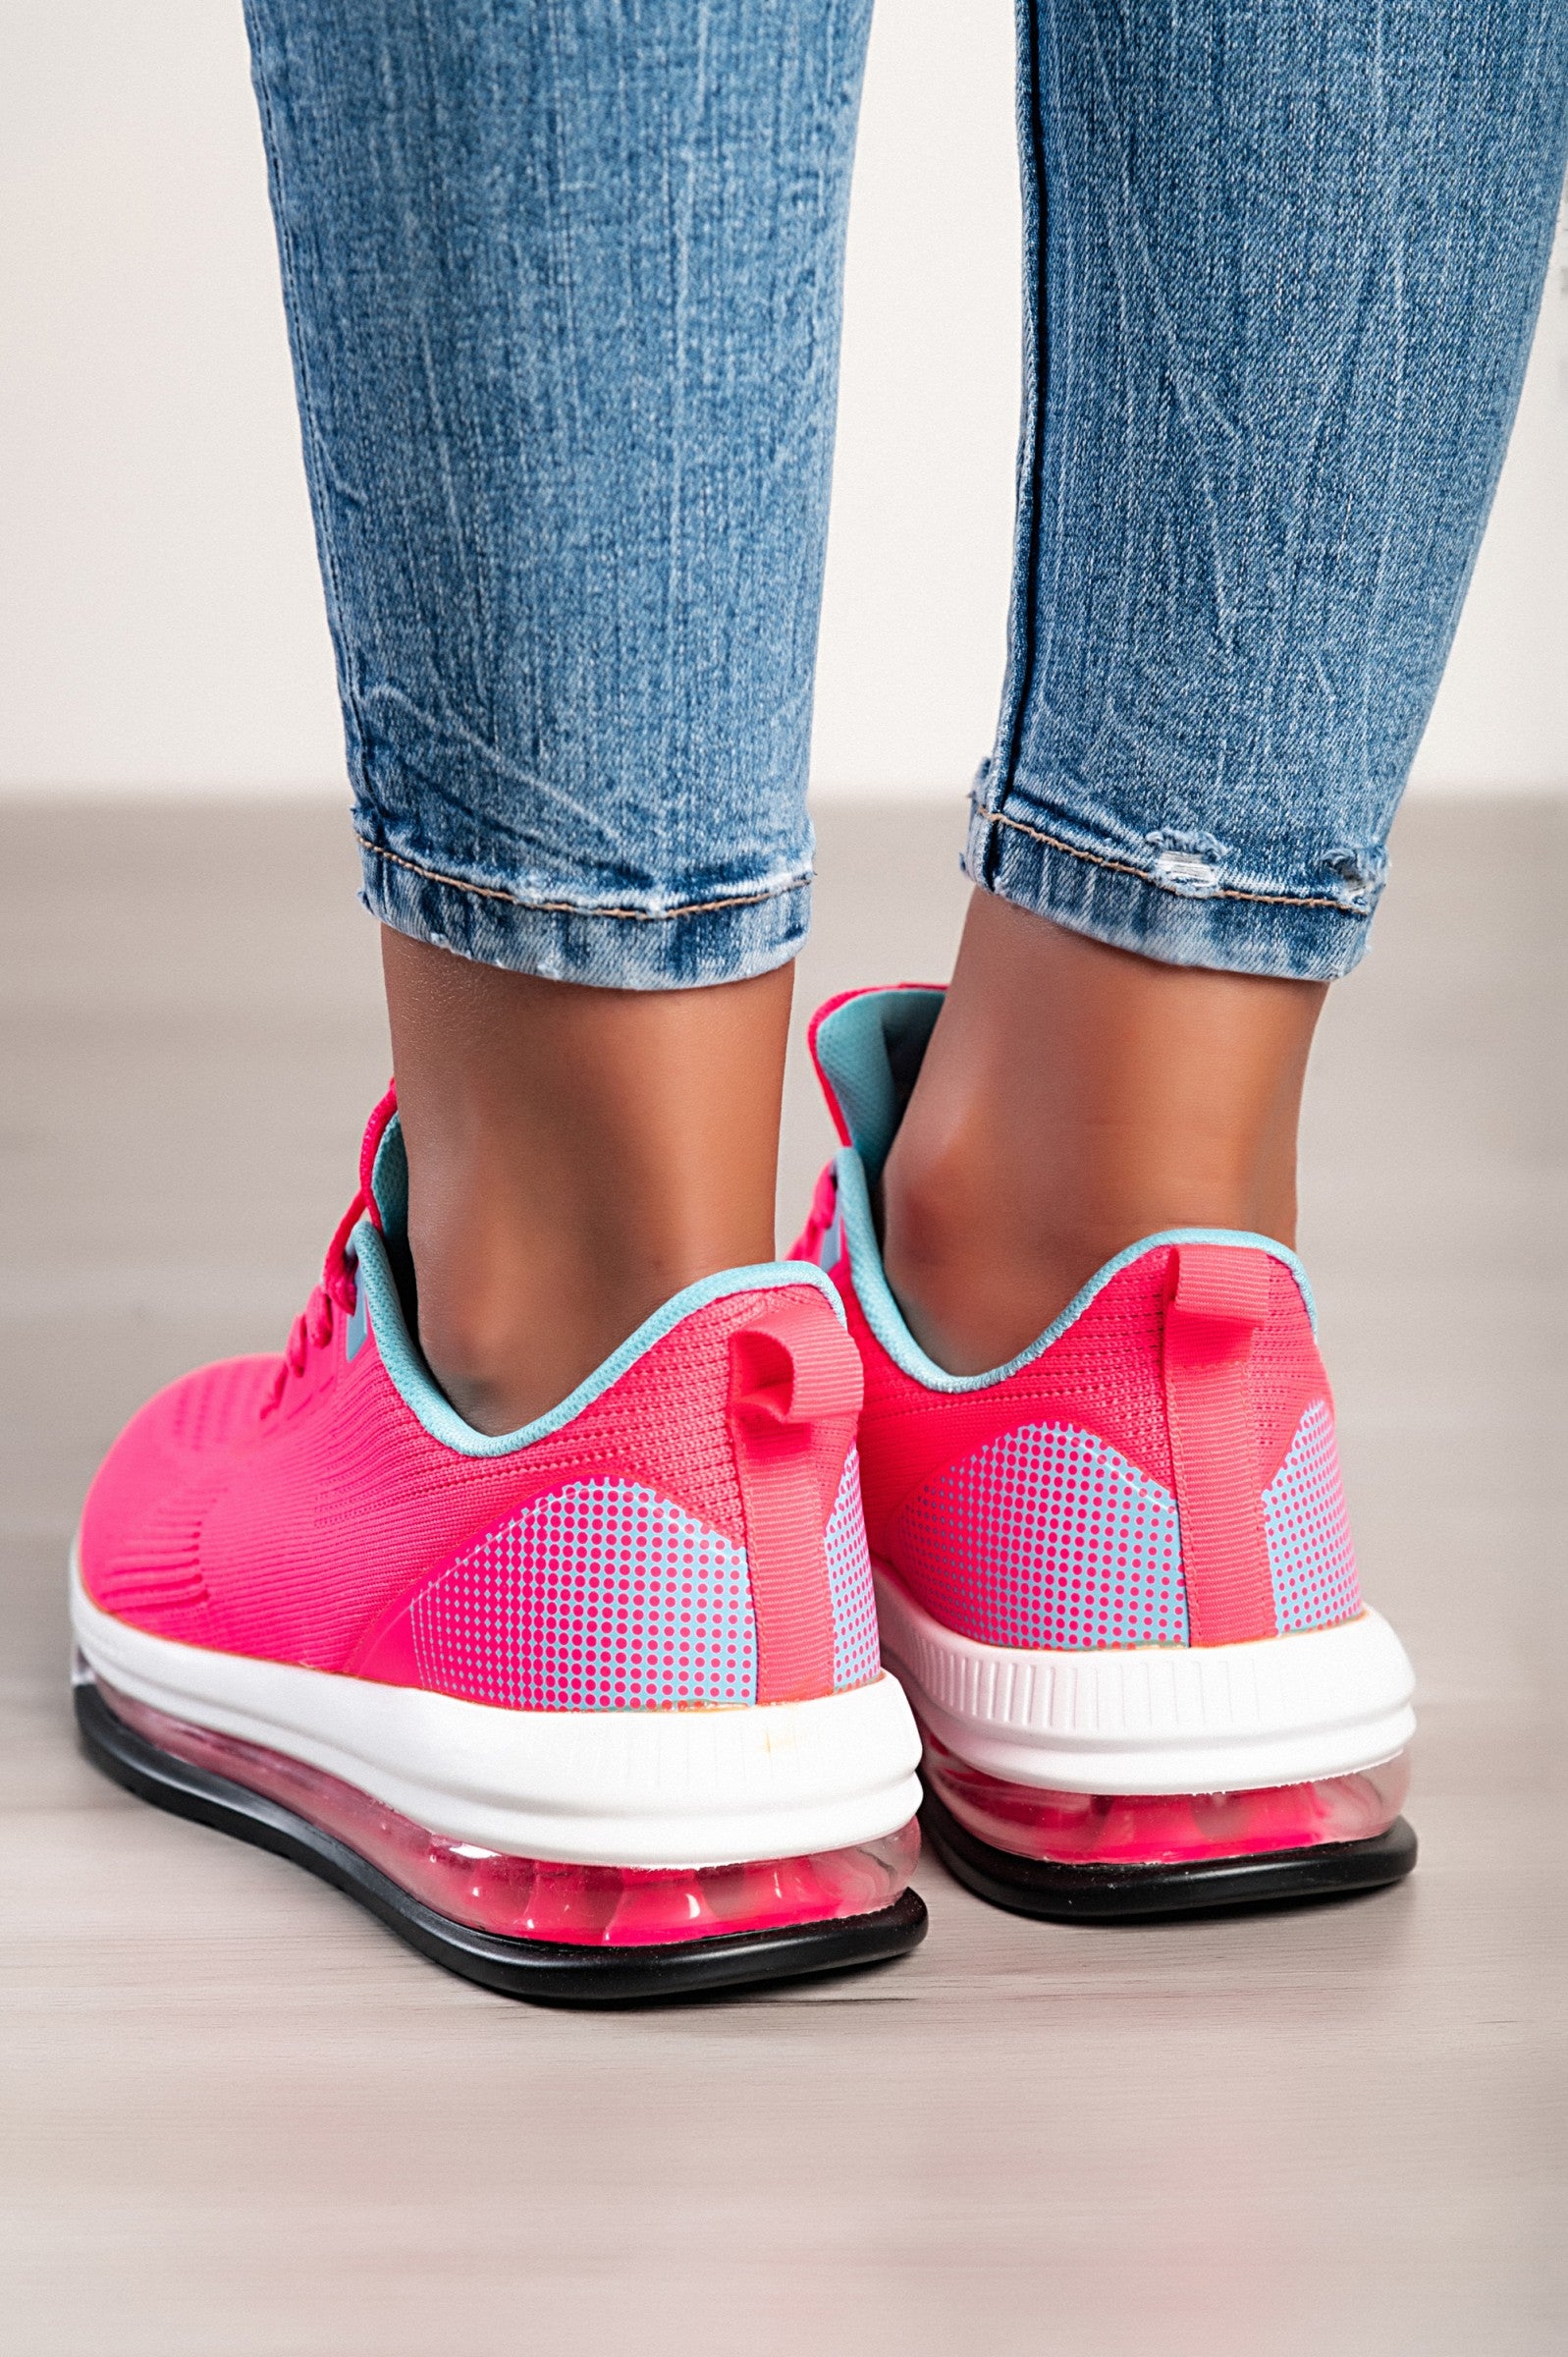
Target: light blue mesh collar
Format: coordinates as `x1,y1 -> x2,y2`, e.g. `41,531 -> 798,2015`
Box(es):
812,983 -> 1317,1387
352,1113 -> 842,1457
813,987 -> 943,1179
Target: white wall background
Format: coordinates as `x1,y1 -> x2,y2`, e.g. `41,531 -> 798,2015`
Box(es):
3,0 -> 1564,798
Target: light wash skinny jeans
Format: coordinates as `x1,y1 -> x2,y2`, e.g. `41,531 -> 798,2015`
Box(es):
243,1 -> 1568,987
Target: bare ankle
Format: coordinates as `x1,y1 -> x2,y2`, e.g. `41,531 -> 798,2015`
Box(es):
881,893 -> 1324,1376
404,1229 -> 585,1435
382,930 -> 791,1433
409,1208 -> 757,1433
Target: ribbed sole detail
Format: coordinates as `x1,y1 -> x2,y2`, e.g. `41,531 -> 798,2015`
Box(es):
876,1564 -> 1416,1795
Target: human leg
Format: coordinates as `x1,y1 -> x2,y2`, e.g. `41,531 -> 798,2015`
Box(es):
243,0 -> 873,1416
73,0 -> 929,1997
384,933 -> 791,1430
796,0 -> 1567,1914
884,896 -> 1324,1372
888,0 -> 1568,1370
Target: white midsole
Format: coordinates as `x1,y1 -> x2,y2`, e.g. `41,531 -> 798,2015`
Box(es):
71,1555 -> 923,1870
874,1564 -> 1416,1796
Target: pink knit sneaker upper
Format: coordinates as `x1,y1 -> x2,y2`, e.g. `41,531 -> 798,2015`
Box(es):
81,1093 -> 880,1710
793,987 -> 1363,1654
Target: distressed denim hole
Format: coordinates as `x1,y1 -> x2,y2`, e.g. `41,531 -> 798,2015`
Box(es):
1152,850 -> 1221,896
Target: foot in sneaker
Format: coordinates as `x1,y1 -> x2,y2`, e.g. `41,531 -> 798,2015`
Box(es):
793,986 -> 1417,1920
74,1090 -> 925,1999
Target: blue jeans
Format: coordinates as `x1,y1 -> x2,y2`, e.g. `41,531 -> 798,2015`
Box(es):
244,1 -> 1568,987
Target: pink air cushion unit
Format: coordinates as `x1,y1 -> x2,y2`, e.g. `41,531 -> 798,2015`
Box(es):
96,1677 -> 919,1947
919,1725 -> 1409,1867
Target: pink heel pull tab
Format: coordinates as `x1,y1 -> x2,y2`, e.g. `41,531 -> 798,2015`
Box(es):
1162,1244 -> 1275,1645
729,1299 -> 862,1704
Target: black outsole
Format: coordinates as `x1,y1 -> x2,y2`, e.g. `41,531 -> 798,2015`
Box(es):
920,1780 -> 1417,1922
75,1680 -> 928,2004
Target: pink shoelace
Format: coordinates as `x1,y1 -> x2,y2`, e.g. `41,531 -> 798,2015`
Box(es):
262,1082 -> 396,1414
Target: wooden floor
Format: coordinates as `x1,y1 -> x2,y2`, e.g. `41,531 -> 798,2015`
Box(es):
2,795 -> 1564,2355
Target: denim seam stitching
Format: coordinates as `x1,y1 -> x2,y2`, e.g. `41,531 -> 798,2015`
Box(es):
245,21 -> 370,790
978,806 -> 1354,914
984,0 -> 1054,884
359,836 -> 811,923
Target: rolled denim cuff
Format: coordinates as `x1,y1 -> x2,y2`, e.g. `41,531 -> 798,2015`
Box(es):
965,795 -> 1379,984
359,832 -> 810,990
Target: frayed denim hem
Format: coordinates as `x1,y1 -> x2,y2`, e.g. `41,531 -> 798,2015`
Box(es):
359,835 -> 811,989
965,800 -> 1376,983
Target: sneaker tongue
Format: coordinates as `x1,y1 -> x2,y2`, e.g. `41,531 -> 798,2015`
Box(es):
807,986 -> 945,1179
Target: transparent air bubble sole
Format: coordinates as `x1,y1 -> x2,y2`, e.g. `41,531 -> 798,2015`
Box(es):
84,1669 -> 921,1948
919,1722 -> 1411,1867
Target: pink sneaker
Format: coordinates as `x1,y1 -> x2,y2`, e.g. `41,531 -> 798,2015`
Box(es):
74,1090 -> 925,2001
794,986 -> 1417,1920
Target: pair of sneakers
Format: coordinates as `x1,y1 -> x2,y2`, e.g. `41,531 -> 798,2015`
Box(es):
74,985 -> 1416,2001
